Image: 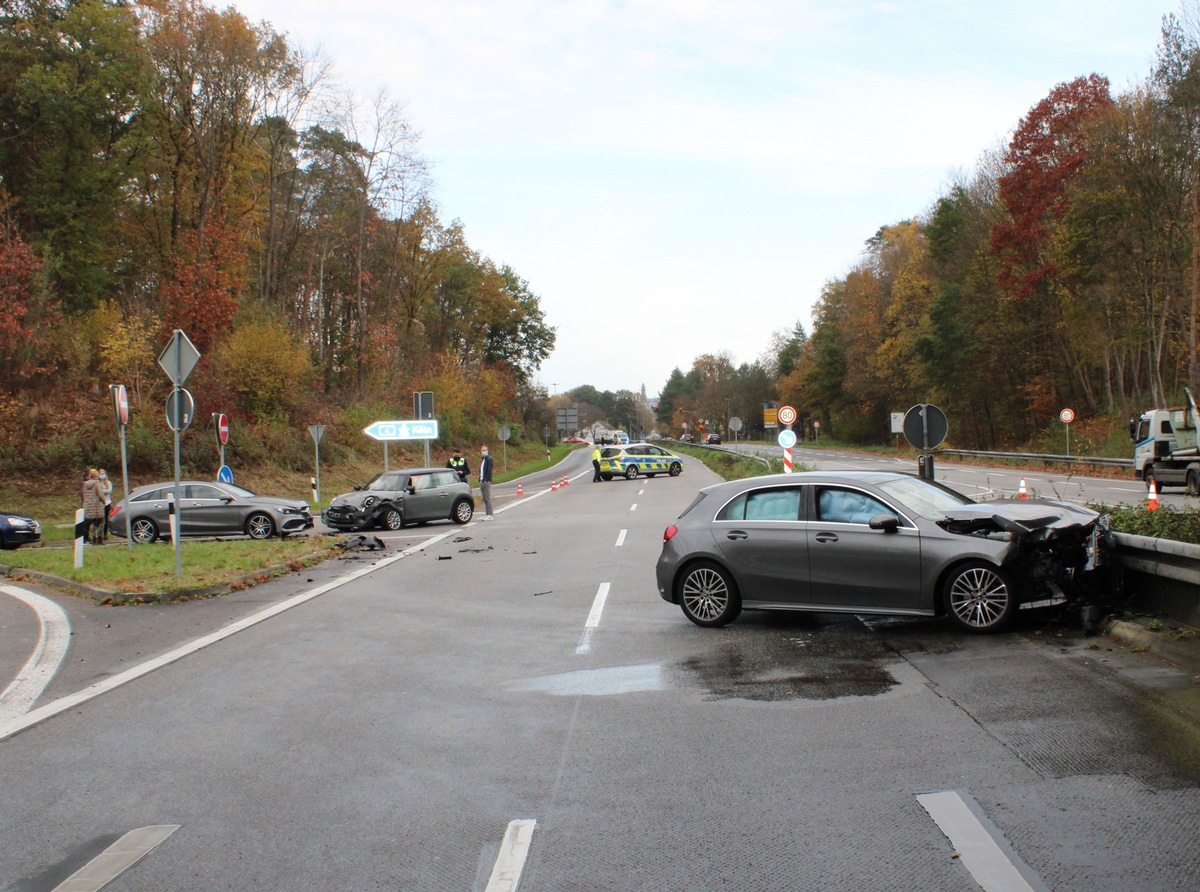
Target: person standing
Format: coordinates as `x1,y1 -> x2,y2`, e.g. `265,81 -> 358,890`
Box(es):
81,469 -> 105,545
592,444 -> 603,482
447,448 -> 470,484
479,444 -> 494,519
98,468 -> 113,542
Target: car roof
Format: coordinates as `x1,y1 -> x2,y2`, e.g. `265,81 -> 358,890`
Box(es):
698,470 -> 918,495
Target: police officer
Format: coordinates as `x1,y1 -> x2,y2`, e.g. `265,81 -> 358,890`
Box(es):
592,444 -> 603,482
447,447 -> 470,483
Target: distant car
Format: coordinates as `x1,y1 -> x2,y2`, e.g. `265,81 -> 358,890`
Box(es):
109,481 -> 314,543
0,511 -> 41,549
656,471 -> 1118,633
563,436 -> 588,443
597,443 -> 683,480
705,433 -> 721,444
679,433 -> 696,443
322,467 -> 474,531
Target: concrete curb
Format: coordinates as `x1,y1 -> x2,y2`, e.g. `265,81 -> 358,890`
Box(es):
0,549 -> 339,604
1105,618 -> 1200,675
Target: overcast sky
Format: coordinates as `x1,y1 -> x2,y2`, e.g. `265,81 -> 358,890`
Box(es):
231,0 -> 1170,397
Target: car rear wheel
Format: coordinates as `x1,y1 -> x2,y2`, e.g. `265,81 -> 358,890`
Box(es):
383,508 -> 404,530
625,465 -> 639,480
601,473 -> 613,481
246,512 -> 275,540
668,462 -> 682,477
678,561 -> 741,627
131,517 -> 159,544
452,499 -> 474,524
943,561 -> 1015,632
1187,470 -> 1200,496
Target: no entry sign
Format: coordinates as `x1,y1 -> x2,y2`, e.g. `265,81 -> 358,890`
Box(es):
215,413 -> 230,445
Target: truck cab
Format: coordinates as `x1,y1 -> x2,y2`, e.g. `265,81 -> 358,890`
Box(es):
1133,391 -> 1200,491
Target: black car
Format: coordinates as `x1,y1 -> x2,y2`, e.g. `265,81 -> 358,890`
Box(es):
0,511 -> 41,549
705,433 -> 721,444
322,468 -> 474,531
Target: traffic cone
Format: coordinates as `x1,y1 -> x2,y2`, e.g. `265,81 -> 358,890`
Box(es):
517,480 -> 523,496
1018,477 -> 1028,500
561,475 -> 569,487
1148,479 -> 1159,511
551,479 -> 558,492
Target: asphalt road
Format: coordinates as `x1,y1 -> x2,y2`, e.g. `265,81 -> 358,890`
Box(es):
1,448 -> 1198,891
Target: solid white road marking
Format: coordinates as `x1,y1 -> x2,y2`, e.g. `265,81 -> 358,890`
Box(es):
484,819 -> 536,892
0,584 -> 71,723
917,790 -> 1046,892
52,824 -> 180,892
629,503 -> 637,512
615,529 -> 627,547
0,525 -> 467,741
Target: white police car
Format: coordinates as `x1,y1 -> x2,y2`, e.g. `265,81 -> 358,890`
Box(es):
598,443 -> 683,480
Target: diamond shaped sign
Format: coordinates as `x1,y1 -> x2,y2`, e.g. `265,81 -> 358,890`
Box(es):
158,329 -> 202,387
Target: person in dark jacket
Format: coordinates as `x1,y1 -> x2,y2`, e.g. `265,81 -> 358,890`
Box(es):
479,445 -> 494,519
447,448 -> 470,483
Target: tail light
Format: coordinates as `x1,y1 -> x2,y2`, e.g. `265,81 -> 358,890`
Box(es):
109,505 -> 122,519
663,524 -> 677,542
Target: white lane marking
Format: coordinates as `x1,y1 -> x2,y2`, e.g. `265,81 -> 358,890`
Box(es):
484,819 -> 536,892
0,525 -> 467,742
615,529 -> 627,547
638,489 -> 645,495
0,584 -> 71,722
917,790 -> 1046,892
576,583 -> 611,655
629,503 -> 637,512
52,824 -> 180,892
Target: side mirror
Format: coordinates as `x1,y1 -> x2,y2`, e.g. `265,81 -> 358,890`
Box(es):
868,514 -> 899,533
353,483 -> 363,491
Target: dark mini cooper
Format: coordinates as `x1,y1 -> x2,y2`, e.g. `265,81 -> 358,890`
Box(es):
657,471 -> 1118,633
321,468 -> 474,531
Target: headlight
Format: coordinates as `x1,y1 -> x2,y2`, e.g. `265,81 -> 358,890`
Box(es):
3,516 -> 32,528
363,496 -> 377,508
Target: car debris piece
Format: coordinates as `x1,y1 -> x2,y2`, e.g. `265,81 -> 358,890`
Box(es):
336,534 -> 387,551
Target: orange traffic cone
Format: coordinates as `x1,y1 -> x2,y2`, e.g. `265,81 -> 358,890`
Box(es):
551,479 -> 558,492
1148,479 -> 1159,511
561,475 -> 569,487
1018,476 -> 1028,500
517,480 -> 523,496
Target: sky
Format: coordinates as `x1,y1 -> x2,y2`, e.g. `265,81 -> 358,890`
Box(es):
230,0 -> 1172,398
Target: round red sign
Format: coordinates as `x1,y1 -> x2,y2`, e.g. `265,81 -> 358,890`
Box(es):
216,413 -> 230,445
112,384 -> 129,426
1059,408 -> 1075,424
778,405 -> 798,425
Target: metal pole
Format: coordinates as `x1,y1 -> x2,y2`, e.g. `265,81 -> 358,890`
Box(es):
172,393 -> 182,577
314,440 -> 321,503
120,425 -> 132,549
384,441 -> 389,471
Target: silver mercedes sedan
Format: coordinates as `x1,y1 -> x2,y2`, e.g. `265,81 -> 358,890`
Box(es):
109,481 -> 314,543
655,471 -> 1117,633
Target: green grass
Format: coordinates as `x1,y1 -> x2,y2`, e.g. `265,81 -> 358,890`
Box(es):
1,535 -> 340,596
670,444 -> 813,480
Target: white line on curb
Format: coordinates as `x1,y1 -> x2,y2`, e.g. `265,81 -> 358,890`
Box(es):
51,824 -> 180,892
917,790 -> 1047,892
0,584 -> 71,723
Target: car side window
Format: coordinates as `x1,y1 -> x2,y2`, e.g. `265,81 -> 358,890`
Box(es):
602,448 -> 622,458
410,474 -> 432,491
133,488 -> 166,502
186,484 -> 224,499
432,471 -> 458,487
816,488 -> 896,525
717,488 -> 802,521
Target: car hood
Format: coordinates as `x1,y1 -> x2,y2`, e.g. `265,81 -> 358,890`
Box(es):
247,496 -> 310,511
329,491 -> 388,509
937,498 -> 1098,539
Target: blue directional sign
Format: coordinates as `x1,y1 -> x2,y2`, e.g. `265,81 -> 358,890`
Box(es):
217,465 -> 234,484
363,419 -> 439,441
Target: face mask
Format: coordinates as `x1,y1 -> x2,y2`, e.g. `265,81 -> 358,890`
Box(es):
100,474 -> 106,479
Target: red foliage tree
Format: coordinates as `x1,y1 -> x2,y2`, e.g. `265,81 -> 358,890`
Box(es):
0,212 -> 52,389
160,222 -> 242,354
992,74 -> 1115,300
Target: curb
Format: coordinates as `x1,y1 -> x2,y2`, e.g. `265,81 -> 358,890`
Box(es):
1105,618 -> 1200,675
0,549 -> 339,604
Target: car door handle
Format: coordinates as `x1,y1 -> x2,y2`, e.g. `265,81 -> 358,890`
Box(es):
726,530 -> 749,540
815,532 -> 839,543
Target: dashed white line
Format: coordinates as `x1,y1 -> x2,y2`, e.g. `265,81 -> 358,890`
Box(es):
576,583 -> 611,654
484,819 -> 537,892
917,790 -> 1047,892
0,584 -> 70,723
629,503 -> 637,512
51,824 -> 180,892
615,529 -> 627,547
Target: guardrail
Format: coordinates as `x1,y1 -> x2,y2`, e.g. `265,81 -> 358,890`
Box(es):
940,449 -> 1133,469
1114,532 -> 1200,626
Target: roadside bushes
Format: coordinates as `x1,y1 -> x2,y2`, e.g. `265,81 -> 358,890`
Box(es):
1091,502 -> 1200,545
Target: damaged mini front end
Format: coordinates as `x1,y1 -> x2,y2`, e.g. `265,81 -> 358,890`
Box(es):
938,499 -> 1122,622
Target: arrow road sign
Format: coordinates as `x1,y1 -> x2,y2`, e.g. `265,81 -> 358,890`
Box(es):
363,420 -> 439,441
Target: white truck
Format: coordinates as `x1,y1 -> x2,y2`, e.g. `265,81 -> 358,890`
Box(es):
1132,388 -> 1200,492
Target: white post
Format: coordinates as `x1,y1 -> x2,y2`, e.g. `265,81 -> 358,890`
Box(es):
74,508 -> 85,569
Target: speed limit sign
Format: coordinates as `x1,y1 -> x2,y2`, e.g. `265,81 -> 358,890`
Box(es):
778,405 -> 797,425
1060,408 -> 1075,424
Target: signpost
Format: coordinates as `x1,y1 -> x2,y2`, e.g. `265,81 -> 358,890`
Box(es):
413,392 -> 434,465
498,425 -> 511,473
157,329 -> 201,576
729,416 -> 743,453
109,384 -> 133,550
1060,407 -> 1075,456
902,403 -> 948,481
364,420 -> 439,471
213,412 -> 229,469
777,406 -> 798,473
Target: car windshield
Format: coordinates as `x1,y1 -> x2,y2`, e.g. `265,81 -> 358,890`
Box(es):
366,472 -> 406,492
877,477 -> 974,520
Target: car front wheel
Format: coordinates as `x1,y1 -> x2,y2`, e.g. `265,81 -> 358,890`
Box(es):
668,462 -> 682,477
452,499 -> 474,524
678,561 -> 741,627
1187,470 -> 1200,496
131,517 -> 159,544
246,512 -> 275,540
943,562 -> 1015,632
625,465 -> 639,480
382,508 -> 404,530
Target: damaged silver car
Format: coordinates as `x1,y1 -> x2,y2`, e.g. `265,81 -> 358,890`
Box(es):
655,471 -> 1118,632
